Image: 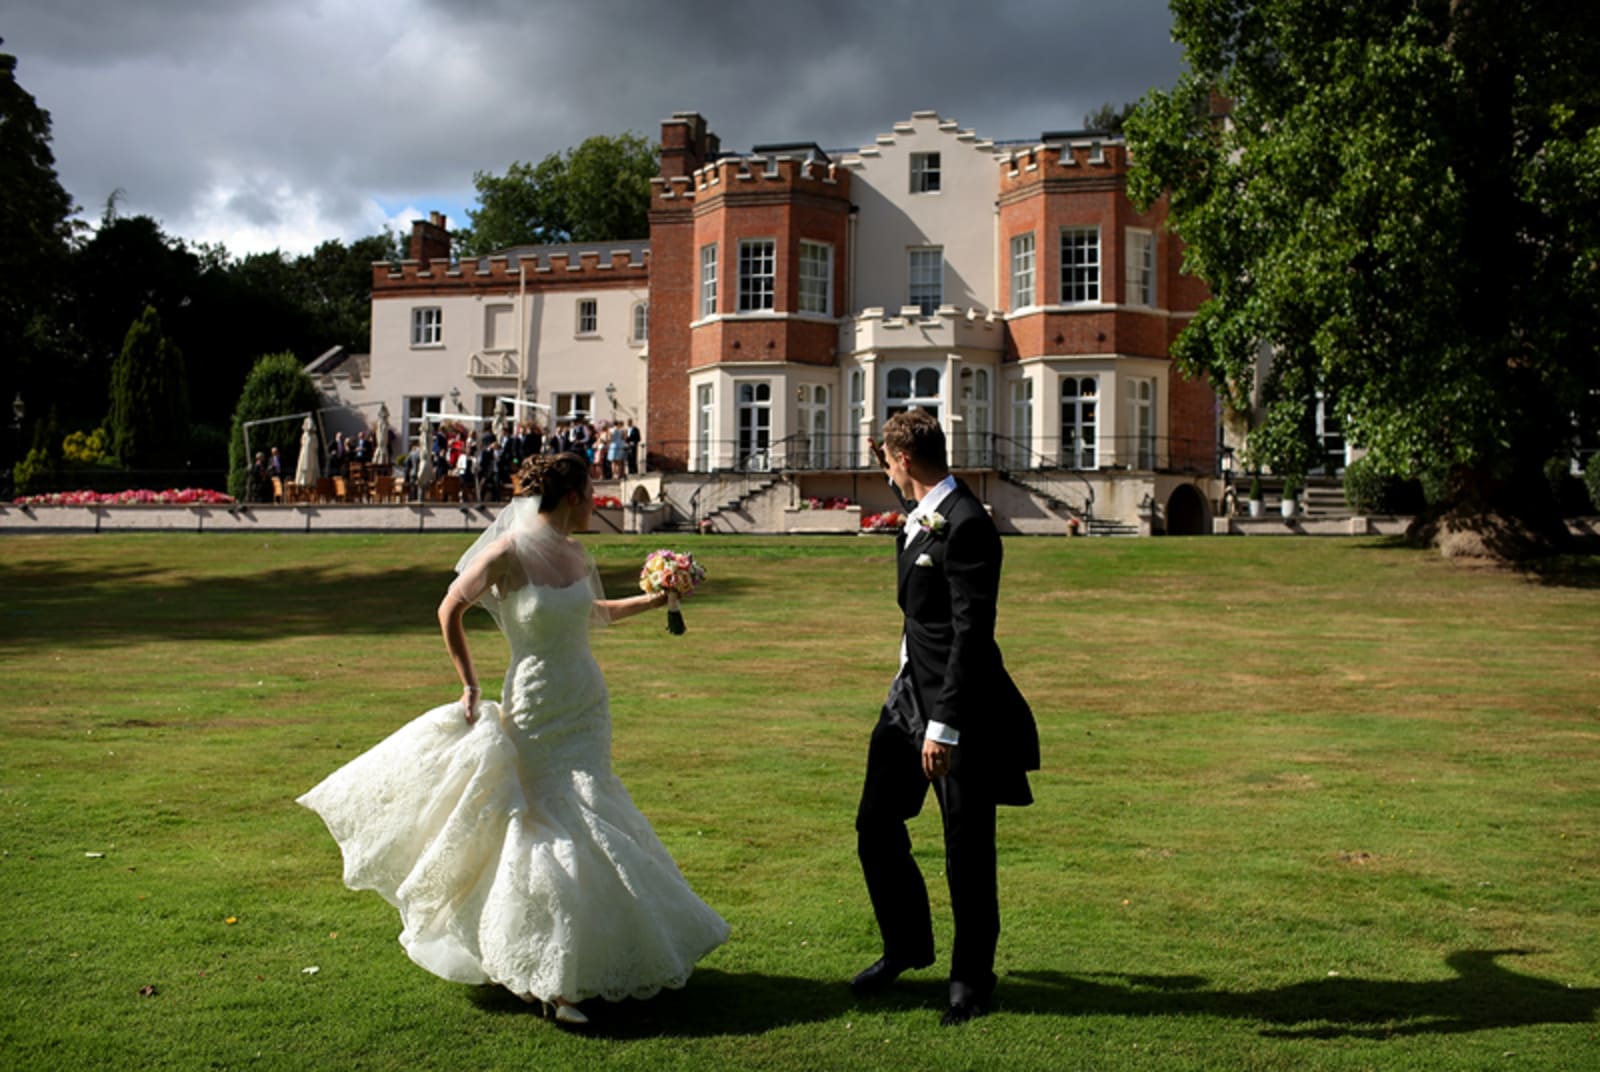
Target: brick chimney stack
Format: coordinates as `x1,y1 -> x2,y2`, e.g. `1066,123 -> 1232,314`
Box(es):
659,111 -> 719,179
410,212 -> 451,266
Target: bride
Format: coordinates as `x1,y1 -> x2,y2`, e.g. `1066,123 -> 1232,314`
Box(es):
298,453 -> 729,1025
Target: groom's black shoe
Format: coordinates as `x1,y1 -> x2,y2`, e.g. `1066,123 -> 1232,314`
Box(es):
850,955 -> 933,997
941,980 -> 992,1026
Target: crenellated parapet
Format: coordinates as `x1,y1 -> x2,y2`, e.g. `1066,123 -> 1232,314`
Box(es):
998,136 -> 1131,199
651,151 -> 850,207
372,243 -> 649,294
841,305 -> 1007,357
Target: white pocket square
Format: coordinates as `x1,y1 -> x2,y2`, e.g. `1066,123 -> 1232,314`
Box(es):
914,552 -> 935,567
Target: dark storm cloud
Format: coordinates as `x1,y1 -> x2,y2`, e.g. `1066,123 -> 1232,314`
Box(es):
4,0 -> 1181,253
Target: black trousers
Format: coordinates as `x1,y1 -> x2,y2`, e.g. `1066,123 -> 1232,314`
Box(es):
856,718 -> 999,993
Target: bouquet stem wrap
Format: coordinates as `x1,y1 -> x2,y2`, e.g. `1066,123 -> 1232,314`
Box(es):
640,549 -> 704,635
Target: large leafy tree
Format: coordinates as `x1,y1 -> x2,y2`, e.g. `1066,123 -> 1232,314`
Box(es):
1128,1 -> 1600,553
459,133 -> 656,254
0,43 -> 77,470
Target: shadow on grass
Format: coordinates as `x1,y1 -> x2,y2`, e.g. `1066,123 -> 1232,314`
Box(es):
0,560 -> 447,650
1006,949 -> 1597,1039
457,950 -> 1594,1039
0,558 -> 754,651
467,968 -> 855,1037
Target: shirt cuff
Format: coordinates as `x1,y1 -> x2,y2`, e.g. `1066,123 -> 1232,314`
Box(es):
925,721 -> 960,746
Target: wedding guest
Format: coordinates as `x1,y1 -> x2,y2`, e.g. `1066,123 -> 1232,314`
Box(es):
625,419 -> 641,475
607,425 -> 627,480
269,446 -> 283,477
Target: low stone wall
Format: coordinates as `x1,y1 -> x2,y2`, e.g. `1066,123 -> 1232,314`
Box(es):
783,506 -> 862,534
1214,515 -> 1414,536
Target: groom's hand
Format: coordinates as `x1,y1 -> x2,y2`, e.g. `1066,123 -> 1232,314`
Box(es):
921,738 -> 953,780
867,437 -> 888,474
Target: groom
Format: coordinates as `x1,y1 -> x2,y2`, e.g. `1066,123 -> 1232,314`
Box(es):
853,408 -> 1040,1025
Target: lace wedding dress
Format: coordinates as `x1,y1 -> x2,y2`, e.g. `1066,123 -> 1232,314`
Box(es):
298,523 -> 729,1004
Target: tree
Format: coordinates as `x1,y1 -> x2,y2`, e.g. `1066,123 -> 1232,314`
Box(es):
459,133 -> 656,254
106,306 -> 189,473
1127,1 -> 1600,557
0,42 -> 77,471
226,351 -> 322,500
1083,100 -> 1138,135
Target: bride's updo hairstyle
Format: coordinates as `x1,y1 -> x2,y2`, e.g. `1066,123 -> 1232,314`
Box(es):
513,452 -> 590,511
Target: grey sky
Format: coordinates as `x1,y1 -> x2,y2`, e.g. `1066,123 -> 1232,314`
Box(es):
5,0 -> 1183,255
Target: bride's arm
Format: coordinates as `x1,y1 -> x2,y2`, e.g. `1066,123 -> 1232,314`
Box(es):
594,591 -> 669,624
438,538 -> 512,723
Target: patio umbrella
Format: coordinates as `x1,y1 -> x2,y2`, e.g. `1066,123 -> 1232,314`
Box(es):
372,403 -> 391,467
294,415 -> 321,486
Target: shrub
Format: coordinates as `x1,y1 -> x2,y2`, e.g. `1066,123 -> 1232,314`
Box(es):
1586,461 -> 1600,514
227,352 -> 323,500
1248,476 -> 1262,501
1343,455 -> 1425,515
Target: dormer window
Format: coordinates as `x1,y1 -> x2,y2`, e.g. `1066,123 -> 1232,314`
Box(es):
911,152 -> 941,193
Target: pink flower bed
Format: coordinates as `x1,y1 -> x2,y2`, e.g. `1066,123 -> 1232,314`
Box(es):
861,511 -> 904,532
801,496 -> 853,510
13,488 -> 236,507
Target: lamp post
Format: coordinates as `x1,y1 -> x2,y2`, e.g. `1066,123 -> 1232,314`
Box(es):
448,385 -> 462,412
605,382 -> 617,414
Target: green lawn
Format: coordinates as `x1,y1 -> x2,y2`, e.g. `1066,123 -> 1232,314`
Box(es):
1,533 -> 1596,1071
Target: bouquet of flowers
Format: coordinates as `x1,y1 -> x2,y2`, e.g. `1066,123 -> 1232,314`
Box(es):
639,549 -> 706,635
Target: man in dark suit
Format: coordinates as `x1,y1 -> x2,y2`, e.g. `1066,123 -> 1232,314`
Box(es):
852,407 -> 1040,1026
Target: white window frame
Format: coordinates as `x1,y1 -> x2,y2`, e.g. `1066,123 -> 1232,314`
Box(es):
1009,232 -> 1036,311
630,300 -> 648,345
553,392 -> 593,423
1126,228 -> 1157,308
958,366 -> 992,468
1126,376 -> 1156,468
696,382 -> 715,472
575,298 -> 598,337
908,247 -> 943,315
405,396 -> 444,443
1061,227 -> 1100,304
910,152 -> 941,194
848,367 -> 866,469
735,380 -> 773,470
699,243 -> 718,319
411,306 -> 442,347
1009,378 -> 1034,469
738,239 -> 776,312
1061,375 -> 1099,469
798,240 -> 833,316
885,364 -> 942,421
796,384 -> 830,468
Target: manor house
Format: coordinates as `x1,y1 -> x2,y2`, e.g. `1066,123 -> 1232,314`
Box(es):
331,110 -> 1223,534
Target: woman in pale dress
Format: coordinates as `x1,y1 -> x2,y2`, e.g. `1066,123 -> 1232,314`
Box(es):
299,453 -> 728,1025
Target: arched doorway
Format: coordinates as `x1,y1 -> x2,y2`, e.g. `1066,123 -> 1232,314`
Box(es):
1165,483 -> 1209,536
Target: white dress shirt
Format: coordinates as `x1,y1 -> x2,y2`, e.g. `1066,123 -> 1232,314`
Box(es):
898,475 -> 960,746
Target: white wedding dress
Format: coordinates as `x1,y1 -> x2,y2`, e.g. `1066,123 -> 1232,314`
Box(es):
298,527 -> 729,1004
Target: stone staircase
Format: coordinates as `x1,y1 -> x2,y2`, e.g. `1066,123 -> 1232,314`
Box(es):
659,475 -> 783,532
1302,477 -> 1350,517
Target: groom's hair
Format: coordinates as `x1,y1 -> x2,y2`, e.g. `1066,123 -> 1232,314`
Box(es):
882,408 -> 947,470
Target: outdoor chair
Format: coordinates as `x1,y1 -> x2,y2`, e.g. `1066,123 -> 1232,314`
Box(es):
315,477 -> 335,503
271,477 -> 285,505
333,476 -> 350,502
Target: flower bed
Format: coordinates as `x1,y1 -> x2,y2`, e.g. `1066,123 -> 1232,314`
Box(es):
799,496 -> 853,510
12,488 -> 235,507
860,511 -> 904,533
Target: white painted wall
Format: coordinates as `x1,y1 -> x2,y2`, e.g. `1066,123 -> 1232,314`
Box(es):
843,112 -> 1001,315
